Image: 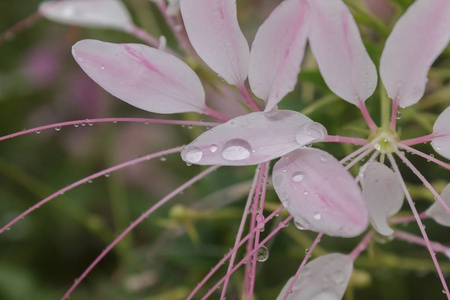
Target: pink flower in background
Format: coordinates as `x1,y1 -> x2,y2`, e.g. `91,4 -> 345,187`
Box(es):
1,0 -> 450,299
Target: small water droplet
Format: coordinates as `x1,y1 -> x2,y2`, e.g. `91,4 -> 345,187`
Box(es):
294,218 -> 309,230
184,147 -> 203,164
305,248 -> 309,254
160,156 -> 167,162
55,126 -> 61,131
396,111 -> 402,119
292,172 -> 304,183
88,180 -> 93,184
104,173 -> 110,178
313,212 -> 322,220
320,154 -> 327,162
443,289 -> 447,295
256,246 -> 269,262
100,65 -> 105,70
74,123 -> 79,127
209,145 -> 218,153
221,139 -> 252,161
35,130 -> 41,134
77,57 -> 85,63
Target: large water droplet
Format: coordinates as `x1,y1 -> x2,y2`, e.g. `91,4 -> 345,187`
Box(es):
292,172 -> 304,182
256,246 -> 269,262
295,122 -> 327,145
294,218 -> 310,230
184,147 -> 203,164
221,139 -> 252,161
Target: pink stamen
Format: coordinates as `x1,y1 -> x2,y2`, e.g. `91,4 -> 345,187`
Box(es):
126,24 -> 162,49
388,154 -> 449,297
202,106 -> 232,122
61,165 -> 220,300
248,162 -> 270,300
325,135 -> 368,145
348,231 -> 374,261
201,215 -> 293,300
391,212 -> 429,224
395,150 -> 450,217
186,205 -> 285,300
359,100 -> 377,132
344,147 -> 374,170
397,143 -> 450,170
401,134 -> 434,146
394,230 -> 450,256
220,165 -> 263,299
339,138 -> 378,165
238,84 -> 262,112
0,146 -> 184,235
281,232 -> 324,300
0,118 -> 219,142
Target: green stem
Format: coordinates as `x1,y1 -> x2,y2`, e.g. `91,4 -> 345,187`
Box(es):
380,85 -> 390,129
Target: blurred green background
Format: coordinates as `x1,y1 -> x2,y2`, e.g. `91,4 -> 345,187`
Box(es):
0,0 -> 449,299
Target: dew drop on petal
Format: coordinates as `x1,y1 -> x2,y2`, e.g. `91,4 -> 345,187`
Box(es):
209,145 -> 218,153
257,246 -> 269,262
184,147 -> 203,163
292,172 -> 305,183
295,122 -> 328,145
313,212 -> 322,220
221,139 -> 252,161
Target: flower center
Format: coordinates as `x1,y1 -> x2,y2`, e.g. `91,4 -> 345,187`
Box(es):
369,128 -> 400,154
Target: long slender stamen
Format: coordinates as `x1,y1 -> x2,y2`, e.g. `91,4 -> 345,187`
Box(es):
0,146 -> 184,235
339,138 -> 379,165
344,148 -> 374,170
395,150 -> 450,216
391,213 -> 429,224
0,118 -> 219,142
221,165 -> 262,299
400,134 -> 434,146
201,215 -> 293,300
388,154 -> 449,297
61,165 -> 220,300
394,230 -> 450,257
281,233 -> 324,300
248,162 -> 270,300
325,135 -> 368,145
186,205 -> 285,300
397,143 -> 450,170
348,231 -> 374,261
126,24 -> 162,49
202,106 -> 232,122
359,101 -> 377,132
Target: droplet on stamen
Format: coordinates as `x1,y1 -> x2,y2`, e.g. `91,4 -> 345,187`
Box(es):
256,246 -> 269,262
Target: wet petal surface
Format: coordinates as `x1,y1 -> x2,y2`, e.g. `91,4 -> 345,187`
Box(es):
181,110 -> 326,166
432,106 -> 450,160
276,253 -> 353,300
273,148 -> 368,237
426,183 -> 450,227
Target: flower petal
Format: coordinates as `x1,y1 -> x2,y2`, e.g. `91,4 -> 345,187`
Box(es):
276,253 -> 353,300
273,148 -> 368,237
72,40 -> 206,114
307,0 -> 377,106
39,0 -> 132,30
248,0 -> 309,111
180,0 -> 249,86
425,183 -> 450,227
361,162 -> 404,236
181,110 -> 327,166
380,0 -> 450,108
432,106 -> 450,160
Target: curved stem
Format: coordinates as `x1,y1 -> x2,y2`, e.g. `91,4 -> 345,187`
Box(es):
238,84 -> 262,112
201,215 -> 293,300
400,134 -> 434,146
186,205 -> 285,300
395,150 -> 450,217
0,146 -> 184,235
388,154 -> 449,298
394,230 -> 450,256
281,232 -> 323,300
0,118 -> 219,142
61,165 -> 220,300
397,143 -> 450,170
359,101 -> 377,132
325,135 -> 368,146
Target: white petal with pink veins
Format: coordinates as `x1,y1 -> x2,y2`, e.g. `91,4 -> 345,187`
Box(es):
276,253 -> 353,300
426,183 -> 450,227
432,106 -> 450,160
181,110 -> 327,166
249,0 -> 309,111
72,40 -> 206,114
380,0 -> 450,108
273,148 -> 368,237
39,0 -> 132,30
361,162 -> 404,236
307,0 -> 377,107
180,0 -> 249,86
